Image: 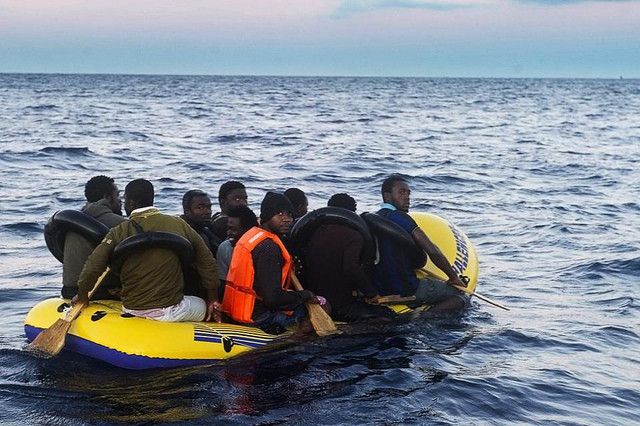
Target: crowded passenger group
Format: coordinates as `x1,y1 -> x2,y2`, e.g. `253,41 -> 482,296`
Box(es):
56,174 -> 468,334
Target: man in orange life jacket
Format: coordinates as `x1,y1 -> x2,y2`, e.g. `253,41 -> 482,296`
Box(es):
222,192 -> 321,332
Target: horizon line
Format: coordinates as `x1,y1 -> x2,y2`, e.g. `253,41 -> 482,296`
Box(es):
0,71 -> 636,80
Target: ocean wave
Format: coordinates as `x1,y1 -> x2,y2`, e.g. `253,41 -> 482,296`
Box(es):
415,135 -> 441,142
23,104 -> 59,112
107,130 -> 150,141
1,222 -> 43,235
587,325 -> 639,346
38,146 -> 91,155
563,257 -> 640,281
591,296 -> 635,311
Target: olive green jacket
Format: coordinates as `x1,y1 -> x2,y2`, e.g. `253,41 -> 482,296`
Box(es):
77,207 -> 219,310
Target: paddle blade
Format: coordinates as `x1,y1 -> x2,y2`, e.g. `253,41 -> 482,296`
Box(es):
305,302 -> 339,336
26,300 -> 88,358
290,271 -> 339,336
26,318 -> 74,358
26,268 -> 109,358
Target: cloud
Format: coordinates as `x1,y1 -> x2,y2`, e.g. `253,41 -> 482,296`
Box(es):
516,0 -> 637,3
331,0 -> 478,18
331,0 -> 637,18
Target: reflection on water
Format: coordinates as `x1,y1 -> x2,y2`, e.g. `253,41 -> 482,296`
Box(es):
7,318 -> 477,423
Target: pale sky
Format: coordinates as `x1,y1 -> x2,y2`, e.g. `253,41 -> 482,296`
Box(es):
0,0 -> 638,77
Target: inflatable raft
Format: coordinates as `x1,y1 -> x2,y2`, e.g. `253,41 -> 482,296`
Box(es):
25,212 -> 478,369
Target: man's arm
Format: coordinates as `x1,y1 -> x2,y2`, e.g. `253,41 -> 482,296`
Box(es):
184,223 -> 221,321
74,228 -> 119,303
412,228 -> 466,288
216,240 -> 232,282
253,241 -> 314,311
98,211 -> 127,228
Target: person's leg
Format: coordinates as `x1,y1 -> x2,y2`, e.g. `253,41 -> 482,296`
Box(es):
271,305 -> 307,328
428,295 -> 465,313
414,279 -> 469,312
161,296 -> 207,322
255,305 -> 317,335
333,301 -> 397,322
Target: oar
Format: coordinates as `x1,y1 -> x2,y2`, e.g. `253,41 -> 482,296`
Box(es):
450,284 -> 509,311
27,267 -> 111,358
419,268 -> 510,311
290,272 -> 339,336
375,295 -> 417,304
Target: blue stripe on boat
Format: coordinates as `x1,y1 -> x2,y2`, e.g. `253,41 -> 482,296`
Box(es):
193,325 -> 278,348
25,325 -> 221,370
193,332 -> 272,349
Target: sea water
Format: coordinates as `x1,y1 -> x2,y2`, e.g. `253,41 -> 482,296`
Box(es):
0,74 -> 638,424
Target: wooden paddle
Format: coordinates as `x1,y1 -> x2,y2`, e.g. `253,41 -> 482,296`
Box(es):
27,267 -> 111,358
419,267 -> 509,311
290,272 -> 338,336
374,295 -> 417,304
451,284 -> 510,311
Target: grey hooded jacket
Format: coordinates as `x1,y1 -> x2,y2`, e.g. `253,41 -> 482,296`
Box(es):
61,199 -> 126,297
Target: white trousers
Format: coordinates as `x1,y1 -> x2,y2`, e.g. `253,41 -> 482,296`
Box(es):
123,296 -> 207,322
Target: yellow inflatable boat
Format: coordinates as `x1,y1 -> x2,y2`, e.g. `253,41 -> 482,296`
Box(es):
25,212 -> 478,369
25,298 -> 290,369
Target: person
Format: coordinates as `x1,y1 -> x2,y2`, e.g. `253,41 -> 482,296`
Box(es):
62,175 -> 127,299
284,187 -> 308,220
303,193 -> 396,322
222,191 -> 321,332
216,205 -> 258,298
211,181 -> 248,241
74,179 -> 221,323
373,174 -> 468,312
327,192 -> 356,212
181,189 -> 222,254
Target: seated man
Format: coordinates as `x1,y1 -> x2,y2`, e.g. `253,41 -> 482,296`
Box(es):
222,192 -> 320,331
62,175 -> 127,299
216,205 -> 259,299
74,179 -> 221,323
284,187 -> 308,220
181,189 -> 221,254
373,174 -> 468,313
304,193 -> 396,322
211,181 -> 248,241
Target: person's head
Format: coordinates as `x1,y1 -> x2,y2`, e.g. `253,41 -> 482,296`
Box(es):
84,175 -> 121,214
381,174 -> 411,212
182,189 -> 212,225
124,179 -> 154,216
284,187 -> 308,219
328,193 -> 357,212
259,191 -> 294,236
218,181 -> 248,214
226,205 -> 258,242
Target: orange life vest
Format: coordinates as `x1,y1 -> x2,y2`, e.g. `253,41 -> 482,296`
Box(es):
222,226 -> 293,323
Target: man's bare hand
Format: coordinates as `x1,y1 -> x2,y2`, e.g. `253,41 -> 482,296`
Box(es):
206,301 -> 222,323
365,295 -> 382,304
448,275 -> 467,289
71,294 -> 88,306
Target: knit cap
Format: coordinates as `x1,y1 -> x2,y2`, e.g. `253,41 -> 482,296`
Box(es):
260,191 -> 294,223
